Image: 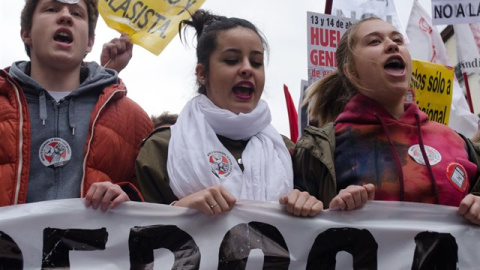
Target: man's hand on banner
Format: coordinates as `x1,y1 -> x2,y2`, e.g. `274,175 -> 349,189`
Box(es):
329,184 -> 375,211
101,33 -> 133,74
458,194 -> 480,225
84,182 -> 130,212
279,189 -> 323,217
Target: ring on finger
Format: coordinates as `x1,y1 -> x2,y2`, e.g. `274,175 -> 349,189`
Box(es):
210,203 -> 218,209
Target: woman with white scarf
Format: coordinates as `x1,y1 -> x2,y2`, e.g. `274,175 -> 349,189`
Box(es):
135,10 -> 369,216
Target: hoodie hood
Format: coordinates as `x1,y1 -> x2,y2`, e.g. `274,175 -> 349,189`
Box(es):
335,93 -> 429,126
9,61 -> 118,96
9,61 -> 119,131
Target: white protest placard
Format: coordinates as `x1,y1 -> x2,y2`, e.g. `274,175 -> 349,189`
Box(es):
432,0 -> 480,25
1,199 -> 479,269
307,12 -> 356,85
454,23 -> 480,73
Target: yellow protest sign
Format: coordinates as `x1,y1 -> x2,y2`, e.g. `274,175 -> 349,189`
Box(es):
99,0 -> 205,55
410,60 -> 454,125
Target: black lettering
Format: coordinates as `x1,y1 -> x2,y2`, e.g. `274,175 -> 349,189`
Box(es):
137,8 -> 155,29
428,105 -> 436,121
468,3 -> 475,16
411,69 -> 427,90
42,227 -> 108,269
411,231 -> 458,270
444,4 -> 453,18
128,225 -> 200,270
419,103 -> 449,124
148,15 -> 170,38
457,3 -> 465,17
127,1 -> 143,21
441,106 -> 446,123
108,0 -> 132,17
0,231 -> 23,270
218,221 -> 290,269
434,5 -> 443,19
132,4 -> 147,24
306,227 -> 378,269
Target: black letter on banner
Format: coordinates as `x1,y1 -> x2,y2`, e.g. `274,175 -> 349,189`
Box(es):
411,231 -> 458,270
128,225 -> 200,270
218,221 -> 290,270
42,227 -> 108,269
0,231 -> 23,270
306,227 -> 377,269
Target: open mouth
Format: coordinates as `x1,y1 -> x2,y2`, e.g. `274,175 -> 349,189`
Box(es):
233,83 -> 254,100
384,56 -> 406,75
54,31 -> 73,44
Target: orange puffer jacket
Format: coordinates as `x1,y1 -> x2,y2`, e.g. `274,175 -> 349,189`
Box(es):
0,69 -> 153,206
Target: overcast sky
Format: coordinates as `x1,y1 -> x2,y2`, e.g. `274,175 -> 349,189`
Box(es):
0,0 -> 435,136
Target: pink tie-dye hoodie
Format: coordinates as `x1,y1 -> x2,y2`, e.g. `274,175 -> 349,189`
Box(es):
334,94 -> 477,206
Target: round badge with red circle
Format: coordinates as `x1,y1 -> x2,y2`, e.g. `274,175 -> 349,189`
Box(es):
39,138 -> 72,167
446,162 -> 468,192
207,151 -> 232,179
408,144 -> 441,166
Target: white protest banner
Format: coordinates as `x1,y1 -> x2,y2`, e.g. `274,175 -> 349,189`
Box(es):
1,199 -> 479,269
454,23 -> 480,113
406,0 -> 479,137
98,0 -> 205,55
307,11 -> 356,85
454,23 -> 480,73
331,0 -> 407,42
432,0 -> 480,25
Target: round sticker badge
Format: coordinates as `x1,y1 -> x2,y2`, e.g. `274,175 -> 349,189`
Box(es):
207,151 -> 232,180
39,138 -> 72,167
446,163 -> 468,192
408,144 -> 442,166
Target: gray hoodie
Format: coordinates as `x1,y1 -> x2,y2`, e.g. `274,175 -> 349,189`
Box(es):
9,61 -> 118,202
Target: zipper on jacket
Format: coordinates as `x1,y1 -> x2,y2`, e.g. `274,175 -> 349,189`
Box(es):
80,89 -> 125,197
7,77 -> 24,205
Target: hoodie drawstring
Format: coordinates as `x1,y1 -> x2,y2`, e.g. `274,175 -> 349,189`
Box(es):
414,113 -> 439,204
39,91 -> 76,135
39,90 -> 47,125
69,97 -> 76,136
374,112 -> 440,204
374,113 -> 405,201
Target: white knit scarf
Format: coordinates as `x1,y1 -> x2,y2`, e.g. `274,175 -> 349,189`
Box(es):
167,95 -> 293,202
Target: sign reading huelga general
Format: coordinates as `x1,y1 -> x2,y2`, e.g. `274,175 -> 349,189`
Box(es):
1,199 -> 479,269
